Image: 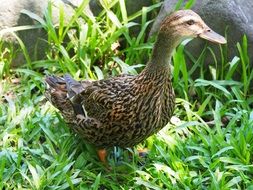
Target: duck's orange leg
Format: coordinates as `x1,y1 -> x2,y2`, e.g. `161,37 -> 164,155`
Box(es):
97,149 -> 107,164
137,148 -> 149,158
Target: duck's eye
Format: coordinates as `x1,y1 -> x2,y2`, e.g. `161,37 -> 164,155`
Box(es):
186,20 -> 195,25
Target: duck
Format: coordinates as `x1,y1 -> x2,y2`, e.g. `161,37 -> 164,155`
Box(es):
44,10 -> 226,163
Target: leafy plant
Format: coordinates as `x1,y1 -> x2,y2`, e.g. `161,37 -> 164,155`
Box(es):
0,0 -> 253,189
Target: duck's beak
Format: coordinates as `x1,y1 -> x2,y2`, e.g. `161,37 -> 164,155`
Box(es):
199,28 -> 227,44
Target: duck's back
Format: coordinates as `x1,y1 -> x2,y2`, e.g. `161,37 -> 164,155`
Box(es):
77,73 -> 175,148
45,72 -> 175,148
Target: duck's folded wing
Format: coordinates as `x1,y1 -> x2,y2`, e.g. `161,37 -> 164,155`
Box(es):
78,75 -> 134,121
78,83 -> 115,120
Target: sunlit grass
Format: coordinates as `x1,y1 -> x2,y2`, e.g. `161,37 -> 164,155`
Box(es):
1,0 -> 253,189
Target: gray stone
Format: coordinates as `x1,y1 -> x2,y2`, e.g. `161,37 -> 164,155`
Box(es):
150,0 -> 253,72
0,0 -> 82,66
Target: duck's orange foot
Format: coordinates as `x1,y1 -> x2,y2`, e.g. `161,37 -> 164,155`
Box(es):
137,148 -> 149,158
97,148 -> 107,164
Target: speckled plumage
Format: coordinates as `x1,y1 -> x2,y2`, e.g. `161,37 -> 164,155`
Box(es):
45,66 -> 174,148
45,10 -> 226,149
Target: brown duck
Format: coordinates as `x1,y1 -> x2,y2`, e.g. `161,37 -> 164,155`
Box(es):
45,10 -> 226,162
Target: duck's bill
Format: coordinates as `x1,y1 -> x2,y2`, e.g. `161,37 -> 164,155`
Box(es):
199,29 -> 227,44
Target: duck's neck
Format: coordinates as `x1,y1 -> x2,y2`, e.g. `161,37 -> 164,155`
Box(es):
145,31 -> 179,75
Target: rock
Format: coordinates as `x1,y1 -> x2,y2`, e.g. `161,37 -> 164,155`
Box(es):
150,0 -> 253,75
0,0 -> 84,66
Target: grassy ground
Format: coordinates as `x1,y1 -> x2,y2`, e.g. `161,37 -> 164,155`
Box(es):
1,0 -> 253,189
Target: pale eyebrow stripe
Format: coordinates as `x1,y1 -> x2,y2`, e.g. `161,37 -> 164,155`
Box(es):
170,15 -> 198,26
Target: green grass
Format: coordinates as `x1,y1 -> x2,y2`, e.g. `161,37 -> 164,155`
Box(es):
1,0 -> 253,189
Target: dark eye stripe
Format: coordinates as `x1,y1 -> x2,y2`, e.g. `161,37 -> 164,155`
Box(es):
186,20 -> 195,25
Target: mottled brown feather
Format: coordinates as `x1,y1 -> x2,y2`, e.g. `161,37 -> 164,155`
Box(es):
44,10 -> 225,149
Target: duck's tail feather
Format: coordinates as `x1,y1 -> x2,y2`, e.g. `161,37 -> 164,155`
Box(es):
64,74 -> 84,98
44,75 -> 85,123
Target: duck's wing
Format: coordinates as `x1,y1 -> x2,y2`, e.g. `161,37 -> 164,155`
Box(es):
45,74 -> 134,122
78,74 -> 135,121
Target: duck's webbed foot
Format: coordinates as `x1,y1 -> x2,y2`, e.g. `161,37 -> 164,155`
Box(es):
97,149 -> 107,164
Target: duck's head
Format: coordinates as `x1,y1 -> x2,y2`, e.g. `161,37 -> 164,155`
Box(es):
160,10 -> 226,44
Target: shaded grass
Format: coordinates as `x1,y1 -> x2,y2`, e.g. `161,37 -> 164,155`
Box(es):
1,0 -> 253,189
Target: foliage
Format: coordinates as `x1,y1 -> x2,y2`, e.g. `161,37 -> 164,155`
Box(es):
0,0 -> 253,189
